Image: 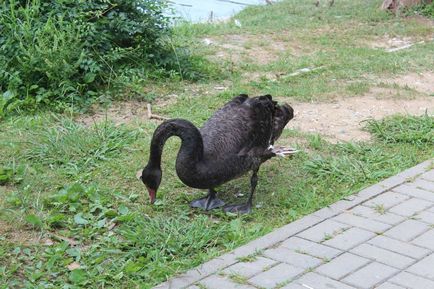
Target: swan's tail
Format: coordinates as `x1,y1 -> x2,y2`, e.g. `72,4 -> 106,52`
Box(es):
272,103 -> 294,143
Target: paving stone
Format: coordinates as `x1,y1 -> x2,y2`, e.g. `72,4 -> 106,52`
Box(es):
342,262 -> 399,289
186,286 -> 201,289
332,212 -> 391,232
384,219 -> 430,241
351,205 -> 405,225
199,275 -> 256,289
389,271 -> 434,289
393,184 -> 434,202
388,197 -> 433,217
315,252 -> 370,280
375,283 -> 406,289
248,263 -> 304,289
414,210 -> 434,224
421,170 -> 434,182
406,253 -> 434,280
264,247 -> 322,269
296,219 -> 351,242
412,229 -> 434,250
222,257 -> 277,278
414,178 -> 434,192
282,272 -> 356,289
364,191 -> 410,209
279,237 -> 341,259
350,243 -> 415,269
279,283 -> 306,289
323,227 -> 376,250
368,235 -> 430,259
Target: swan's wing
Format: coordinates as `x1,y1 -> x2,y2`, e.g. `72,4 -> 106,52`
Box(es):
200,95 -> 275,158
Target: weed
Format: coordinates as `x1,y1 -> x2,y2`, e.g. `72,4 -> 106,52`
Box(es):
236,249 -> 263,262
229,273 -> 249,284
374,204 -> 386,215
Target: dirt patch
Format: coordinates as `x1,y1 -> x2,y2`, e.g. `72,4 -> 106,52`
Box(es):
76,100 -> 151,126
287,94 -> 433,142
0,219 -> 41,245
386,72 -> 434,95
369,34 -> 432,51
207,33 -> 309,65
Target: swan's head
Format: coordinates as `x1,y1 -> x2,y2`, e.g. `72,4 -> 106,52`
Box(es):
136,166 -> 162,204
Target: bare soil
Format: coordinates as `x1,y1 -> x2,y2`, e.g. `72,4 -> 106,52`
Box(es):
76,72 -> 433,142
289,94 -> 432,142
0,219 -> 41,245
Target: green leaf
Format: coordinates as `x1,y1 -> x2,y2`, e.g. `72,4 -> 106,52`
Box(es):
104,209 -> 117,218
118,204 -> 129,215
74,213 -> 89,225
83,73 -> 96,83
2,90 -> 14,100
124,260 -> 142,274
25,214 -> 43,228
69,269 -> 87,284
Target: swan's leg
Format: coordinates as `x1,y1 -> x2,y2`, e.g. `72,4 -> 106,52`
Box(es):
190,188 -> 225,211
223,169 -> 258,214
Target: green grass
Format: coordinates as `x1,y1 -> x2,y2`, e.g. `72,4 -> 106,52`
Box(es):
1,113 -> 432,288
1,0 -> 434,288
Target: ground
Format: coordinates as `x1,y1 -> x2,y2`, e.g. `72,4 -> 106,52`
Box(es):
0,0 -> 433,288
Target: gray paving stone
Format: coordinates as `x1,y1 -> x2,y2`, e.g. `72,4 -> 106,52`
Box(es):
222,256 -> 277,278
421,170 -> 434,182
264,247 -> 322,269
342,262 -> 399,289
389,271 -> 434,289
368,235 -> 430,259
248,263 -> 304,289
315,252 -> 370,280
414,178 -> 434,192
332,212 -> 391,232
350,243 -> 415,269
412,229 -> 434,250
388,197 -> 433,217
393,184 -> 434,202
406,253 -> 434,280
364,191 -> 410,209
282,272 -> 357,289
279,283 -> 305,289
375,283 -> 406,289
351,205 -> 405,225
323,227 -> 376,250
414,210 -> 434,224
280,237 -> 341,259
297,219 -> 351,242
199,275 -> 256,289
384,219 -> 430,241
186,286 -> 201,289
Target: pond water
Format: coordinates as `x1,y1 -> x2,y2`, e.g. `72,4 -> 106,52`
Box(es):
169,0 -> 266,22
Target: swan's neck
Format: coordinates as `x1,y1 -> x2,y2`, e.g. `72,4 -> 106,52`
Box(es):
147,119 -> 204,171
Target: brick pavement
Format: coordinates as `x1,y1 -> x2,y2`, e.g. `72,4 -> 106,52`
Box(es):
154,159 -> 434,289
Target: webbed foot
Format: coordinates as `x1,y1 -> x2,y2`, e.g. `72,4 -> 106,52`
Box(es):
223,203 -> 252,214
190,195 -> 225,211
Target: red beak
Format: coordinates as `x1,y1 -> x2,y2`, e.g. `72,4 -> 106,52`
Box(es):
147,187 -> 156,204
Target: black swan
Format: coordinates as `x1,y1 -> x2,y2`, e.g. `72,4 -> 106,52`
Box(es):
137,94 -> 294,214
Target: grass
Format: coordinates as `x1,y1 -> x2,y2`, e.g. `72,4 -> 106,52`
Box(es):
1,0 -> 433,288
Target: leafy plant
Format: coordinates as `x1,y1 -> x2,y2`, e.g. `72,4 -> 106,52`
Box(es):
0,0 -> 205,114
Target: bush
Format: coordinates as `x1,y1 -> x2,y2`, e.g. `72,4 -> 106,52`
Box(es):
0,0 -> 199,115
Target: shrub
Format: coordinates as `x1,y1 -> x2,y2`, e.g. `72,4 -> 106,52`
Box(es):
0,0 -> 197,115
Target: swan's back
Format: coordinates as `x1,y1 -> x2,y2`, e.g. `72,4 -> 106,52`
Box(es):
200,94 -> 292,159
